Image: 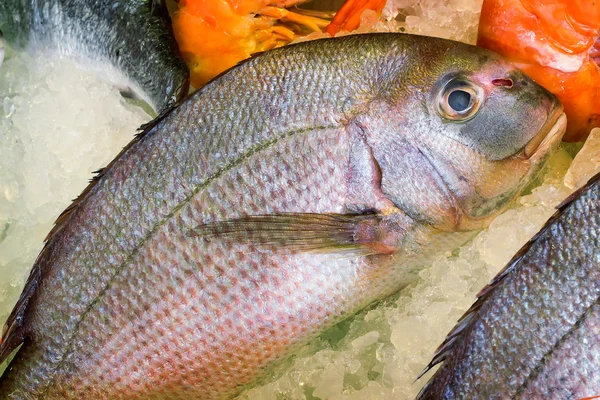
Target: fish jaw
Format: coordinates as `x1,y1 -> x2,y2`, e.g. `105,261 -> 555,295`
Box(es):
523,109 -> 566,162
432,108 -> 566,232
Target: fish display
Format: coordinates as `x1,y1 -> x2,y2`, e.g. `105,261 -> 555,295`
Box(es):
418,170 -> 600,399
0,0 -> 190,113
477,0 -> 600,142
0,33 -> 566,399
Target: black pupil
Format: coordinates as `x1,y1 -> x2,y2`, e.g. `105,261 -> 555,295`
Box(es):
448,90 -> 471,112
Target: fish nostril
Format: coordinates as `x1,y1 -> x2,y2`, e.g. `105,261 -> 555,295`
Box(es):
492,78 -> 514,88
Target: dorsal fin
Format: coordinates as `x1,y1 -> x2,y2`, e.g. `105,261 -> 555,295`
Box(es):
416,170 -> 600,397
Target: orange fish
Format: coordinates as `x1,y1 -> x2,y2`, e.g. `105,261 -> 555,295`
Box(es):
477,0 -> 600,142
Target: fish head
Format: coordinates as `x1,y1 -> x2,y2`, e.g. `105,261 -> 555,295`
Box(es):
362,39 -> 566,231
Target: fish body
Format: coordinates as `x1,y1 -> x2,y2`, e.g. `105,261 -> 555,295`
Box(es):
0,33 -> 565,399
0,0 -> 189,112
418,173 -> 600,398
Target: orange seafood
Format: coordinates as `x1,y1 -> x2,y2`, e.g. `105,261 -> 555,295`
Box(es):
325,0 -> 387,36
477,0 -> 600,142
172,0 -> 327,87
172,0 -> 387,88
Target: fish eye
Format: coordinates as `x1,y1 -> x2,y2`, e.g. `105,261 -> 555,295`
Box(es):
438,80 -> 484,121
448,90 -> 471,112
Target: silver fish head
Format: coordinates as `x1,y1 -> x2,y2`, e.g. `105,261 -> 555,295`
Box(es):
361,40 -> 566,231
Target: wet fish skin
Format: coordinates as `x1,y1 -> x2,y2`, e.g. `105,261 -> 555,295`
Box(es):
418,174 -> 600,399
0,0 -> 189,112
0,33 -> 564,399
0,30 -> 4,68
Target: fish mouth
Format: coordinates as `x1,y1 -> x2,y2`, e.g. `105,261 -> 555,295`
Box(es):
523,107 -> 567,160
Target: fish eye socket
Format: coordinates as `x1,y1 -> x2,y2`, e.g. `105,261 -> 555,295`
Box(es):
438,80 -> 484,121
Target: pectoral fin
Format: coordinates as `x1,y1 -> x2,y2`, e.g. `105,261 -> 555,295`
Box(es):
189,212 -> 401,255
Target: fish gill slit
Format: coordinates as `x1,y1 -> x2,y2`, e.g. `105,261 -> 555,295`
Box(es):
38,123 -> 339,396
512,292 -> 600,399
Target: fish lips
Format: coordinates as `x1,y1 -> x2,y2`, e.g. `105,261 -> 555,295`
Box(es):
522,107 -> 567,161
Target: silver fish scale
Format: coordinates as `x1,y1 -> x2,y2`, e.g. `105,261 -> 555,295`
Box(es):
519,302 -> 600,398
44,127 -> 404,399
420,176 -> 600,399
0,36 -> 400,398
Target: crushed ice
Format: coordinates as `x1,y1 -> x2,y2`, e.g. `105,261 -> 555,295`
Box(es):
0,45 -> 150,328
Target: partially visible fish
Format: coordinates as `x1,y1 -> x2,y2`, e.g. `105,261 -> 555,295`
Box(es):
0,30 -> 4,68
0,0 -> 189,112
418,173 -> 600,398
0,33 -> 565,399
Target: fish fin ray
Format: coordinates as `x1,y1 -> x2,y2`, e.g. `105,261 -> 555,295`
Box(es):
189,212 -> 396,255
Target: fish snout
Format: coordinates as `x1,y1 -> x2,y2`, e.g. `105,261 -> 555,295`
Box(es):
511,72 -> 566,161
523,107 -> 567,161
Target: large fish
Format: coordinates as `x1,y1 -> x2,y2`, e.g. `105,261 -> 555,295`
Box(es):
418,174 -> 600,398
0,33 -> 566,399
0,0 -> 189,112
